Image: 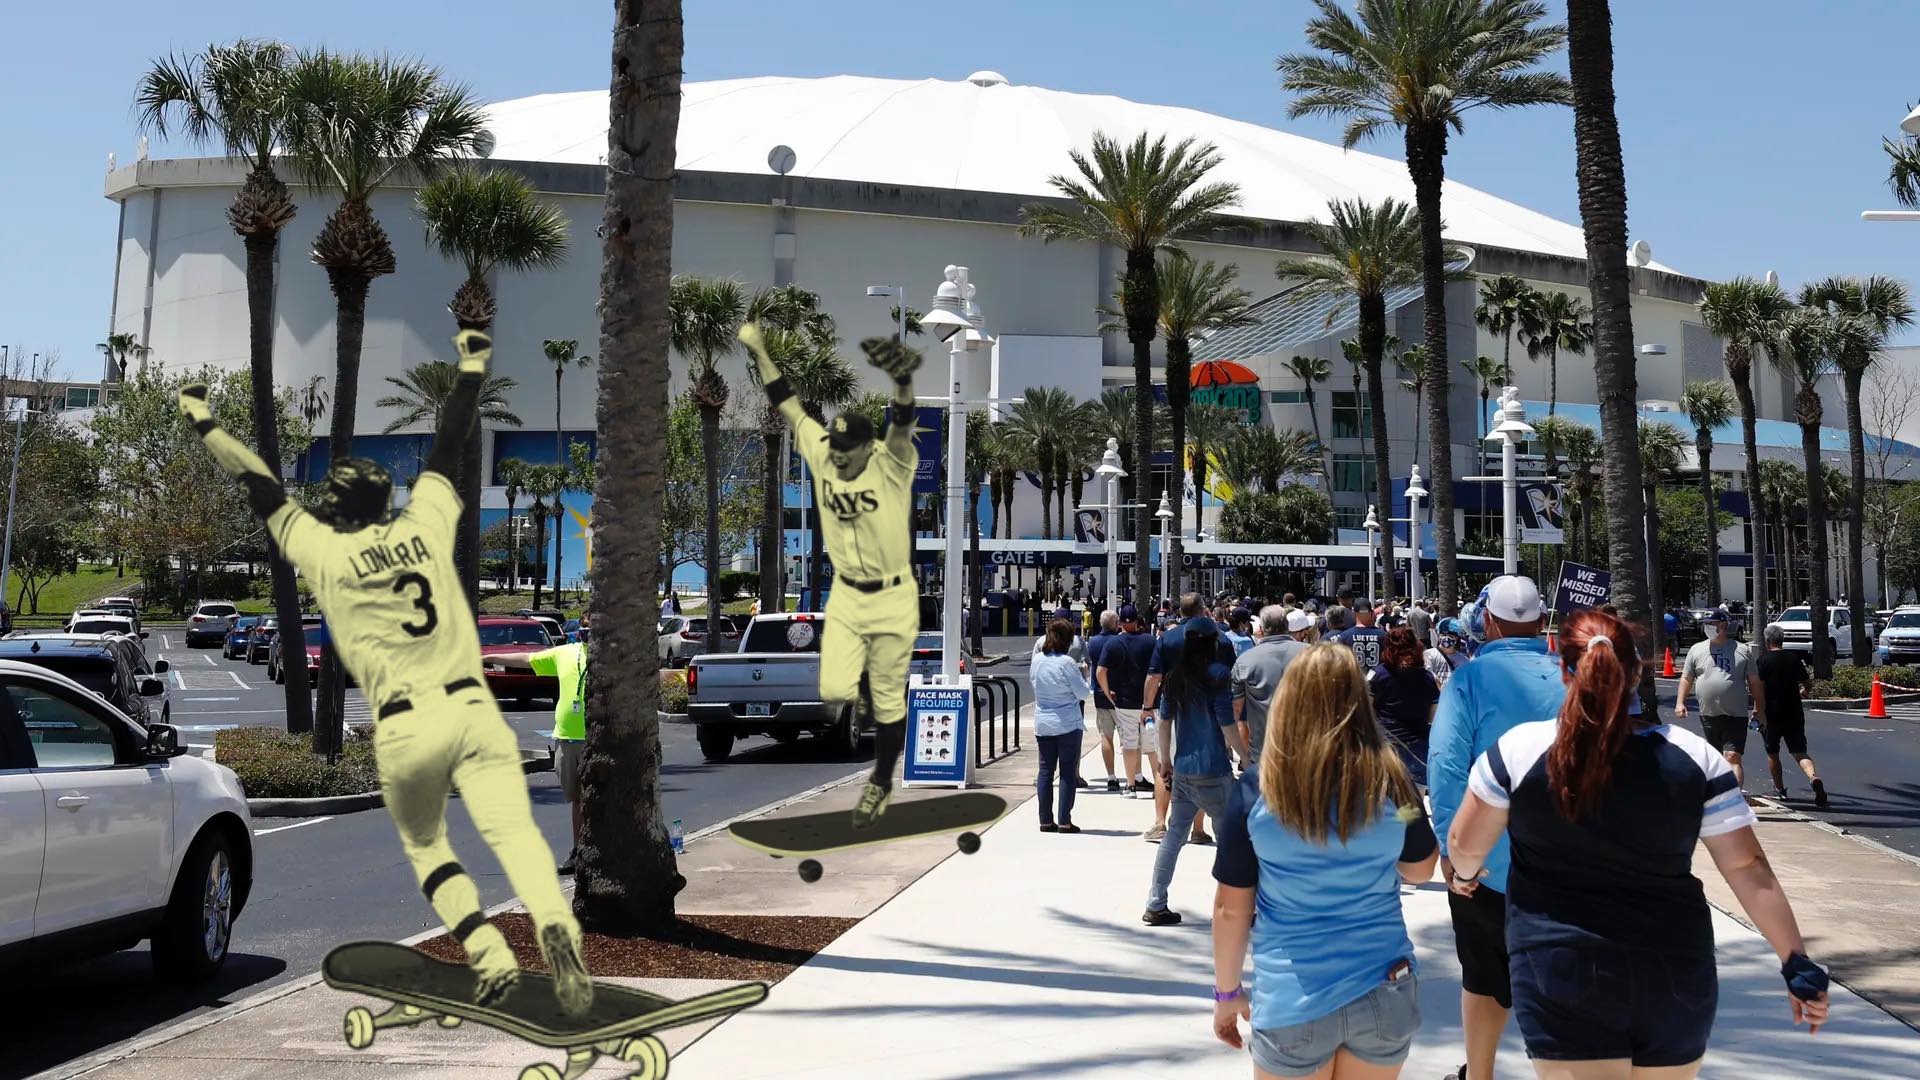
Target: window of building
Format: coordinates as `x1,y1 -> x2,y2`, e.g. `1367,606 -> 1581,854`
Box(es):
1331,391 -> 1373,439
1333,506 -> 1369,529
62,386 -> 101,410
1270,390 -> 1308,404
1331,453 -> 1375,494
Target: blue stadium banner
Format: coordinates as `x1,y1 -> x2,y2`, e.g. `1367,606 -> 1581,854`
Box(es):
911,406 -> 944,494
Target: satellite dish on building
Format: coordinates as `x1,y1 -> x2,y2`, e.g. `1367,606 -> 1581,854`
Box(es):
767,145 -> 797,176
967,70 -> 1009,87
1765,270 -> 1779,287
1630,240 -> 1652,267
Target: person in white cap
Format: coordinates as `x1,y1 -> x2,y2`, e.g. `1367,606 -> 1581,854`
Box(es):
1230,605 -> 1314,765
1427,575 -> 1568,1080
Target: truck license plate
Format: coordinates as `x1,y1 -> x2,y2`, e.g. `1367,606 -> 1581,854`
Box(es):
747,702 -> 771,716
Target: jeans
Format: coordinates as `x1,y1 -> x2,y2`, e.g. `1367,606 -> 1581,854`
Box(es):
1146,772 -> 1233,910
1036,730 -> 1084,826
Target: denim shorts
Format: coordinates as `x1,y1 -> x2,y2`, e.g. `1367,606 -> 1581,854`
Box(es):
1511,945 -> 1716,1066
1249,974 -> 1420,1077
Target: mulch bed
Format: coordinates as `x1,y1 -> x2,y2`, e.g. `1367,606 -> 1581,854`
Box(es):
412,912 -> 857,981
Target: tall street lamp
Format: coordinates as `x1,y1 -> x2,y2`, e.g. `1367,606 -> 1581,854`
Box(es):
865,284 -> 910,342
1401,465 -> 1428,610
1092,439 -> 1127,610
0,397 -> 36,611
1362,505 -> 1382,605
1154,493 -> 1174,606
919,266 -> 992,682
1483,386 -> 1535,576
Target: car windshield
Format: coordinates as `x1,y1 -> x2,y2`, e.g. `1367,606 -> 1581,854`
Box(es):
16,655 -> 116,696
480,623 -> 550,646
69,621 -> 126,635
1888,613 -> 1920,629
233,618 -> 258,631
1778,609 -> 1811,624
200,605 -> 236,616
742,618 -> 825,653
305,624 -> 330,645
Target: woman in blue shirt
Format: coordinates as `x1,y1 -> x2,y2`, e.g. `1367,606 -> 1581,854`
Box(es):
1030,618 -> 1093,833
1211,643 -> 1438,1079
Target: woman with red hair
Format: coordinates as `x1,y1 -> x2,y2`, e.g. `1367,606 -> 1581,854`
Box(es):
1444,610 -> 1829,1079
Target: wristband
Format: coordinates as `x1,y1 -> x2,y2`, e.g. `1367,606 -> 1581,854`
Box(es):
1211,985 -> 1243,1002
1782,952 -> 1828,1002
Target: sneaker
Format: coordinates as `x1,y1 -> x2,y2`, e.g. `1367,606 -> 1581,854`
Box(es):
1106,777 -> 1122,793
1444,1064 -> 1469,1080
1039,822 -> 1059,833
1076,776 -> 1089,789
1143,824 -> 1166,843
1771,787 -> 1789,800
1813,778 -> 1829,808
1135,774 -> 1152,789
1189,830 -> 1213,845
1141,907 -> 1182,927
1123,782 -> 1140,800
851,781 -> 892,829
557,848 -> 577,876
1057,823 -> 1081,834
538,922 -> 594,1016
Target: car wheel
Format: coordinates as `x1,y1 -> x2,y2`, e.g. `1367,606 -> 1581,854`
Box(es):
152,830 -> 234,982
696,724 -> 734,762
826,705 -> 863,761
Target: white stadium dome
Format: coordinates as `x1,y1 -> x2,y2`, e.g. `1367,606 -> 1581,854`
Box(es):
481,72 -> 1673,271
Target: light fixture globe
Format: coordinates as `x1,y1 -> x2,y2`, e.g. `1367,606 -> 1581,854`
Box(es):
1405,464 -> 1428,501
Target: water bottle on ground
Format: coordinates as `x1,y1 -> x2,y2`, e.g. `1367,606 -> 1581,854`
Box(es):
669,818 -> 685,854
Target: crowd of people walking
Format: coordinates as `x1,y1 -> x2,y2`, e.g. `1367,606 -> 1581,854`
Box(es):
1028,577 -> 1832,1080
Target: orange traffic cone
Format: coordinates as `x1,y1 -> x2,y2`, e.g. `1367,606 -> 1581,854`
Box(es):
1661,648 -> 1677,678
1869,675 -> 1890,720
1547,631 -> 1557,654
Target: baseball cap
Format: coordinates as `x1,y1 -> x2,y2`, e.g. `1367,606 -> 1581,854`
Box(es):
827,412 -> 875,451
1702,606 -> 1730,624
1482,576 -> 1543,622
1285,609 -> 1316,633
1118,604 -> 1141,622
1437,617 -> 1464,636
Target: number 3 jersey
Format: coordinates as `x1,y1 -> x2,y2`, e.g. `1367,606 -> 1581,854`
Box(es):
268,471 -> 482,712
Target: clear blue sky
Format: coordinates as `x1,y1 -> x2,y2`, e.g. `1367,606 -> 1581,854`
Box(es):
6,1 -> 1919,379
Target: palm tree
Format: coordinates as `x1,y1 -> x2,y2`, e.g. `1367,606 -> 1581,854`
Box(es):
1535,416 -> 1598,563
984,419 -> 1029,540
522,464 -> 565,613
136,39 -> 313,737
1475,274 -> 1541,386
1638,420 -> 1686,652
1758,459 -> 1806,607
1799,275 -> 1914,659
1276,198 -> 1446,595
1678,380 -> 1738,606
1007,389 -> 1080,540
416,167 -> 570,605
1284,354 -> 1335,496
539,338 -> 594,603
1461,352 -> 1503,521
1519,290 -> 1593,423
95,332 -> 152,383
576,0 -> 682,933
376,361 -> 522,434
1280,0 -> 1571,609
1772,307 -> 1846,677
1153,250 -> 1256,585
668,276 -> 747,628
1019,131 -> 1240,589
782,341 -> 859,604
746,286 -> 837,611
1699,276 -> 1794,626
1394,344 -> 1431,477
499,457 -> 531,592
1186,403 -> 1242,549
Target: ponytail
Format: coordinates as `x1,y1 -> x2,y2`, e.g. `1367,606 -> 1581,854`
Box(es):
1545,610 -> 1643,821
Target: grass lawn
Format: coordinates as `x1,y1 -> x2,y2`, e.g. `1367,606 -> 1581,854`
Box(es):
12,565 -> 147,622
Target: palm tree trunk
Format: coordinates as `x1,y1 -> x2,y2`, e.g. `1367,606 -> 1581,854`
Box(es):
1801,417 -> 1833,678
1167,340 -> 1190,593
761,426 -> 783,611
1307,389 -> 1333,499
1645,481 -> 1666,653
968,475 -> 984,656
576,0 -> 682,934
531,506 -> 548,610
1844,370 -> 1871,659
242,226 -> 313,738
1549,344 -> 1560,419
808,498 -> 826,607
1362,295 -> 1394,602
698,399 -> 724,628
1733,371 -> 1770,621
315,267 -> 371,760
1410,387 -> 1422,491
1568,0 -> 1654,648
460,408 -> 482,610
1698,436 -> 1720,606
506,492 -> 520,589
1405,119 -> 1457,609
1125,250 -> 1158,607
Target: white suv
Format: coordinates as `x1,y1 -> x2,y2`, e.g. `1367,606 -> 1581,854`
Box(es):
185,601 -> 240,648
0,659 -> 252,980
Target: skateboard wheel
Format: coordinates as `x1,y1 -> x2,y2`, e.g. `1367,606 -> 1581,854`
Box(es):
957,831 -> 981,854
437,1014 -> 463,1028
622,1035 -> 668,1080
519,1064 -> 563,1080
797,858 -> 823,883
343,1007 -> 375,1050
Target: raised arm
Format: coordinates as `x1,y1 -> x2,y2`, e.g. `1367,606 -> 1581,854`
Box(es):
859,336 -> 922,463
423,329 -> 491,480
178,384 -> 287,522
739,324 -> 810,433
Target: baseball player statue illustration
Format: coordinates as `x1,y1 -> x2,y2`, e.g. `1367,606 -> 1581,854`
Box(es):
180,329 -> 592,1015
740,323 -> 920,828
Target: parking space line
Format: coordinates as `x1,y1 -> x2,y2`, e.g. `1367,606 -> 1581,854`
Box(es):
162,634 -> 172,649
228,671 -> 252,689
171,708 -> 284,715
172,670 -> 185,690
184,696 -> 237,702
202,655 -> 217,667
254,817 -> 332,836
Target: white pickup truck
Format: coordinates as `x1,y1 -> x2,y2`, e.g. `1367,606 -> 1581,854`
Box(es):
685,613 -> 868,762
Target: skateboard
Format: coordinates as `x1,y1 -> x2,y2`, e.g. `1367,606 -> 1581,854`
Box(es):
728,791 -> 1008,881
322,941 -> 767,1080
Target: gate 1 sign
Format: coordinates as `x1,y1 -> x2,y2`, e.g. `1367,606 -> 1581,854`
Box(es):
902,675 -> 972,787
1553,561 -> 1612,613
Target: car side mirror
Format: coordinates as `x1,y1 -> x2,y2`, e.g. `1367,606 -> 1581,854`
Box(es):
139,676 -> 166,697
145,723 -> 183,758
139,630 -> 150,639
153,658 -> 170,673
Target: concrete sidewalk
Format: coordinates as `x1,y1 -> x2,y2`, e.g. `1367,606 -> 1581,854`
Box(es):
674,746 -> 1920,1079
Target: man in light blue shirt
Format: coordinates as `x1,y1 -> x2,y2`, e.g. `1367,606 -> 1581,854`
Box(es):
1427,576 -> 1565,1080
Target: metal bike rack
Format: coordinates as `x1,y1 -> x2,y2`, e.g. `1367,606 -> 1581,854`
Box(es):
970,674 -> 1023,768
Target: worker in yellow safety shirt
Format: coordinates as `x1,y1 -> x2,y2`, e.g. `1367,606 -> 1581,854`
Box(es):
529,639 -> 587,875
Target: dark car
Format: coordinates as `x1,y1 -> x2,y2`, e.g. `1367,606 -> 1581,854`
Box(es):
479,617 -> 559,707
268,619 -> 341,686
245,617 -> 277,664
0,635 -> 170,728
1671,609 -> 1706,648
223,617 -> 262,660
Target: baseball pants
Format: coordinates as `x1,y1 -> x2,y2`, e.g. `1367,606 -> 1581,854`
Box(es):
821,580 -> 919,726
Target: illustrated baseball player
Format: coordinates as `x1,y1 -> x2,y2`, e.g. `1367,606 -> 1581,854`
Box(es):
740,323 -> 920,828
180,330 -> 591,1015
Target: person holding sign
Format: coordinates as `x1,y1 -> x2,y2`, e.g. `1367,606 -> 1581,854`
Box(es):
742,323 -> 921,828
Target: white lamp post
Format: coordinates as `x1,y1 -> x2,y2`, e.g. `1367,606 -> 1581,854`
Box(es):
1154,493 -> 1174,607
919,266 -> 991,682
1483,386 -> 1535,576
864,284 -> 909,342
0,397 -> 35,611
1362,505 -> 1381,605
1402,465 -> 1428,609
1093,440 -> 1127,610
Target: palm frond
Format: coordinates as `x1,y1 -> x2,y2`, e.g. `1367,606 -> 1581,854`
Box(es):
416,167 -> 570,278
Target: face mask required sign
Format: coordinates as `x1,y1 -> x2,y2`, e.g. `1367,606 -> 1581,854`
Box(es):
903,676 -> 972,787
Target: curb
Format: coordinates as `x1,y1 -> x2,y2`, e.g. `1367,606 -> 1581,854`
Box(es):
1805,689 -> 1920,710
244,752 -> 553,817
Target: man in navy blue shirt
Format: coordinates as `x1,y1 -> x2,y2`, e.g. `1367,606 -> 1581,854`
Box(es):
1097,606 -> 1159,806
1140,612 -> 1248,926
1333,603 -> 1386,672
1084,610 -> 1123,791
